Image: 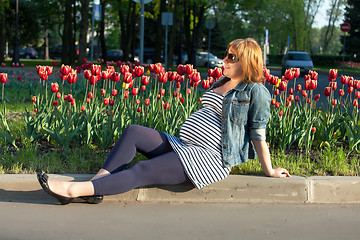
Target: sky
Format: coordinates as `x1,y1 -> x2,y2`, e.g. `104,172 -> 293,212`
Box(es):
313,0 -> 345,29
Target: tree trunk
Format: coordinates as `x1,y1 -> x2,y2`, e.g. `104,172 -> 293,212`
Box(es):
100,0 -> 107,62
61,0 -> 73,64
154,0 -> 166,63
119,0 -> 137,62
79,0 -> 90,64
44,22 -> 49,60
0,2 -> 5,63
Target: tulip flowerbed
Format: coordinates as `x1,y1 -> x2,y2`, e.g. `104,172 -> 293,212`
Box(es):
0,61 -> 359,176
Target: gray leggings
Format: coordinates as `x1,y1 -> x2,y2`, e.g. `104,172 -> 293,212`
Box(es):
91,125 -> 191,195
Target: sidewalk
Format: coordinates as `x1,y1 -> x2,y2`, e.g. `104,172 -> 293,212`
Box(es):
1,174 -> 360,204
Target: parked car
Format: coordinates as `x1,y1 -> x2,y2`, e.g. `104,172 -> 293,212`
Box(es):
22,47 -> 38,59
196,52 -> 224,68
281,51 -> 313,75
99,49 -> 123,62
134,48 -> 156,64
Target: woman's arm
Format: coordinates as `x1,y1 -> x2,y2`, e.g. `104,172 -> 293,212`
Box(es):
251,140 -> 291,178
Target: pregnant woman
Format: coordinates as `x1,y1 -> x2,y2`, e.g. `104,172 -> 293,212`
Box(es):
37,38 -> 290,205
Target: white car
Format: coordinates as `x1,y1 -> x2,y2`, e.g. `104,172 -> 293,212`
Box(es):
281,51 -> 313,75
196,52 -> 224,68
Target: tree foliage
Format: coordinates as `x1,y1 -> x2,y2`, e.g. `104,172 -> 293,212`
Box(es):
343,0 -> 360,60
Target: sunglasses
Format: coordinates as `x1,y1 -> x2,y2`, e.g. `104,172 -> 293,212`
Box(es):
224,51 -> 239,63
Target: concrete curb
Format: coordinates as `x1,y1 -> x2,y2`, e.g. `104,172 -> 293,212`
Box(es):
0,174 -> 360,204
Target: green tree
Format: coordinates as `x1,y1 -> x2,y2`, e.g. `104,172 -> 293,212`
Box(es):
343,0 -> 360,60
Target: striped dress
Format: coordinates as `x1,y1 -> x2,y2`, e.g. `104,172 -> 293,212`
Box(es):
164,90 -> 231,189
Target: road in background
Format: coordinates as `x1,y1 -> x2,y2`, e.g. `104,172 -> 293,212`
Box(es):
1,201 -> 360,240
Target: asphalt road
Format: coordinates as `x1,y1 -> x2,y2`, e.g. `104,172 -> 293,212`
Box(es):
1,201 -> 360,240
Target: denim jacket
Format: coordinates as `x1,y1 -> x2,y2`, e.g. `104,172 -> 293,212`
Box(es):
209,76 -> 271,168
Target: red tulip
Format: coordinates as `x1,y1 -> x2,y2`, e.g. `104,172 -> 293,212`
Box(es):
180,97 -> 185,103
67,70 -> 77,84
190,72 -> 201,87
324,87 -> 331,97
101,89 -> 106,96
332,99 -> 337,106
123,72 -> 132,83
292,68 -> 300,78
296,84 -> 302,91
309,80 -> 317,90
305,80 -> 311,90
348,79 -> 355,89
131,88 -> 138,96
110,72 -> 121,82
91,64 -> 101,76
141,85 -> 146,92
312,127 -> 316,133
309,70 -> 318,80
295,95 -> 300,102
212,67 -> 223,79
88,92 -> 93,99
330,82 -> 337,91
304,75 -> 311,81
201,79 -> 210,89
145,98 -> 150,106
0,73 -> 8,83
339,89 -> 345,96
81,105 -> 85,111
101,70 -> 110,80
120,65 -> 130,75
158,72 -> 168,83
56,92 -> 61,99
341,75 -> 349,85
141,76 -> 150,85
103,98 -> 109,105
208,69 -> 214,77
274,89 -> 280,96
284,69 -> 294,81
53,100 -> 59,107
185,64 -> 193,76
279,110 -> 283,116
307,98 -> 311,104
288,87 -> 294,95
353,99 -> 358,107
288,95 -> 294,102
159,89 -> 165,96
109,98 -> 115,106
137,106 -> 142,113
32,96 -> 36,102
278,81 -> 287,91
60,64 -> 71,75
51,83 -> 59,93
164,102 -> 170,110
348,87 -> 354,94
302,90 -> 308,98
275,102 -> 280,108
46,66 -> 53,76
177,64 -> 186,75
263,67 -> 271,81
168,72 -> 178,82
314,94 -> 320,101
154,63 -> 163,74
355,80 -> 360,89
355,91 -> 360,99
38,70 -> 48,80
111,89 -> 118,96
84,70 -> 92,80
271,99 -> 276,105
124,90 -> 129,98
328,69 -> 338,81
133,66 -> 144,77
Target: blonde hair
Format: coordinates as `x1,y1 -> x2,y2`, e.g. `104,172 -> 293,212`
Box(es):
227,38 -> 264,83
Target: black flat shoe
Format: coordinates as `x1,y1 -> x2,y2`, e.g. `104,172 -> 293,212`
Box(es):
37,172 -> 73,205
80,195 -> 104,204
